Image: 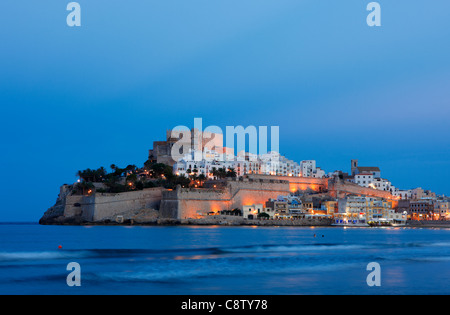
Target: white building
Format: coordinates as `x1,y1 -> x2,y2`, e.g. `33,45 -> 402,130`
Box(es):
300,160 -> 316,177
243,204 -> 275,219
311,167 -> 326,178
372,178 -> 398,193
174,150 -> 306,179
354,173 -> 374,188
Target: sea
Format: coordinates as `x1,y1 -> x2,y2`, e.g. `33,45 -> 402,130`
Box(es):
0,223 -> 449,295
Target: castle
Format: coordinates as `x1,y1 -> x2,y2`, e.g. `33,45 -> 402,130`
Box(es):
40,173 -> 395,224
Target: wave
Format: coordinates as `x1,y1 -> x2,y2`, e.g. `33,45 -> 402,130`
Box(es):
0,251 -> 90,262
404,256 -> 450,263
0,247 -> 222,262
217,243 -> 369,254
94,261 -> 361,283
429,242 -> 450,248
0,243 -> 374,263
3,239 -> 447,263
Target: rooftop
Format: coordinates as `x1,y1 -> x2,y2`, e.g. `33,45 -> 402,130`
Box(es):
357,167 -> 380,172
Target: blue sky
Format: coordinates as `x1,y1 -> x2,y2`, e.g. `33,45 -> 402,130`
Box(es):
0,0 -> 449,221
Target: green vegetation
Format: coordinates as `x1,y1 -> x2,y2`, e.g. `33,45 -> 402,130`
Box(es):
76,167 -> 107,183
211,167 -> 237,179
73,181 -> 95,195
232,208 -> 242,216
74,158 -> 192,195
257,212 -> 270,219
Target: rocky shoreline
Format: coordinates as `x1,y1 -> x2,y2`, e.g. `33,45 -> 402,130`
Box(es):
405,220 -> 450,229
38,216 -> 450,228
39,203 -> 450,228
39,211 -> 333,227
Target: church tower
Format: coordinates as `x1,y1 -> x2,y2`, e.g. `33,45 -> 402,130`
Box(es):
351,159 -> 358,176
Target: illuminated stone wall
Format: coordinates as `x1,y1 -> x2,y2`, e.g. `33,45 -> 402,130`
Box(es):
160,178 -> 291,219
246,174 -> 328,193
92,188 -> 164,221
64,188 -> 164,222
328,178 -> 393,200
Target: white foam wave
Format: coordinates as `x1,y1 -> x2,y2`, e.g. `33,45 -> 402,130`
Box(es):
0,251 -> 85,262
222,244 -> 368,254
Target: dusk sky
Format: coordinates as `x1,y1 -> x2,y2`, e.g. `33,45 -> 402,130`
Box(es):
1,0 -> 449,221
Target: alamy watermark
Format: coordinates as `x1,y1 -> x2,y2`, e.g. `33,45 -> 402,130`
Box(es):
65,2 -> 382,28
366,262 -> 381,287
66,262 -> 81,287
169,118 -> 280,163
367,2 -> 381,27
66,2 -> 81,27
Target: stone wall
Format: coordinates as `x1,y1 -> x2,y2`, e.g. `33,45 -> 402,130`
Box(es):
160,188 -> 232,219
246,174 -> 328,193
160,178 -> 291,219
92,188 -> 164,221
227,178 -> 290,209
63,187 -> 164,222
64,195 -> 95,220
328,178 -> 393,200
52,175 -> 395,224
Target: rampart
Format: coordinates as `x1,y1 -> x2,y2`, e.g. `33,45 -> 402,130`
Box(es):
63,187 -> 164,222
246,174 -> 328,193
328,178 -> 394,200
45,175 -> 395,224
160,178 -> 290,219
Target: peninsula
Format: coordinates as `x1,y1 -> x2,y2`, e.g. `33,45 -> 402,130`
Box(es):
40,129 -> 450,227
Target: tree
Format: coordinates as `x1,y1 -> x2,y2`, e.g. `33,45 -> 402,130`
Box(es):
198,174 -> 206,187
135,181 -> 144,190
126,165 -> 137,173
126,173 -> 137,183
258,212 -> 270,219
75,181 -> 95,195
76,167 -> 107,183
212,167 -> 227,179
226,167 -> 237,178
149,163 -> 172,178
231,208 -> 242,216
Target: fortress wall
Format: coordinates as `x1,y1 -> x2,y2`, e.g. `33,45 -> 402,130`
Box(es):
159,199 -> 180,219
64,195 -> 96,221
92,187 -> 164,221
246,175 -> 328,193
178,198 -> 232,219
62,177 -> 394,222
163,188 -> 232,219
160,179 -> 291,219
227,179 -> 290,209
329,180 -> 393,200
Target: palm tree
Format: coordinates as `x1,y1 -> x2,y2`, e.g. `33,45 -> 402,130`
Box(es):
126,173 -> 137,183
76,181 -> 95,195
227,167 -> 237,178
198,174 -> 206,187
213,167 -> 227,179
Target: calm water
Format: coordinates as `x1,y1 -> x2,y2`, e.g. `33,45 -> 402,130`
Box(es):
0,223 -> 449,295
